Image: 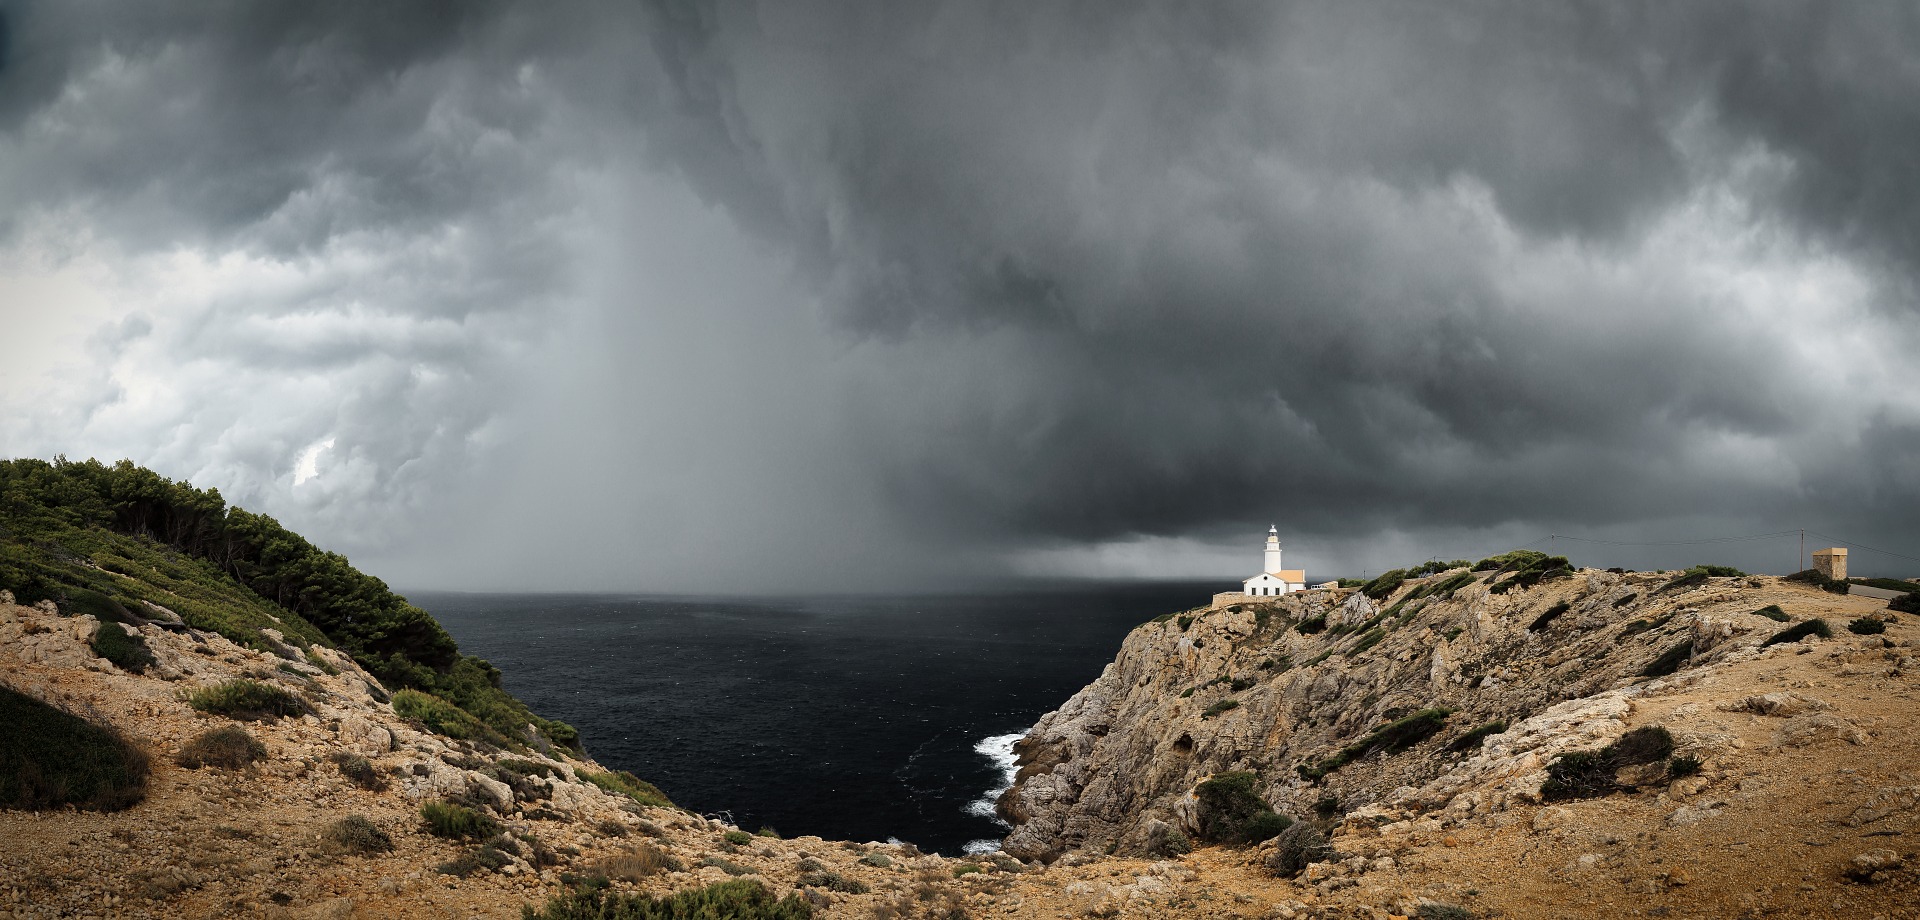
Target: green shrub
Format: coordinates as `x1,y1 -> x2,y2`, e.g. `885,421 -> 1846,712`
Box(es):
1473,549 -> 1546,572
1362,569 -> 1407,600
61,588 -> 140,625
859,852 -> 893,868
1201,699 -> 1240,719
331,753 -> 386,791
1640,640 -> 1694,678
1252,607 -> 1271,630
1296,615 -> 1327,634
1847,616 -> 1887,635
0,458 -> 580,754
1891,592 -> 1920,614
0,686 -> 149,811
1264,821 -> 1333,877
1347,628 -> 1386,656
581,770 -> 674,809
1751,604 -> 1790,622
723,830 -> 754,846
320,814 -> 393,854
90,623 -> 155,673
1668,754 -> 1702,778
1785,568 -> 1851,595
523,879 -> 812,920
799,869 -> 869,893
1762,618 -> 1833,647
698,855 -> 752,876
422,800 -> 498,840
1445,720 -> 1508,754
1540,726 -> 1673,801
1528,601 -> 1572,632
1651,572 -> 1712,595
186,679 -> 310,721
391,689 -> 497,742
1298,708 -> 1452,781
1427,571 -> 1478,599
1418,905 -> 1475,920
175,726 -> 265,769
755,826 -> 780,838
1176,614 -> 1195,630
595,842 -> 683,880
1194,771 -> 1291,845
1686,564 -> 1745,578
1336,578 -> 1366,588
496,758 -> 556,779
1154,826 -> 1192,857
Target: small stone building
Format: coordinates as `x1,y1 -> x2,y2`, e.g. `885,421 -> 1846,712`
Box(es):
1813,547 -> 1848,581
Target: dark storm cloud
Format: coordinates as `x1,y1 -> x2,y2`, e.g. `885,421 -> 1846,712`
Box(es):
2,1 -> 1916,588
626,0 -> 1920,565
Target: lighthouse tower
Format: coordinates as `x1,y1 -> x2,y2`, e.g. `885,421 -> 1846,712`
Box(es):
1241,525 -> 1306,597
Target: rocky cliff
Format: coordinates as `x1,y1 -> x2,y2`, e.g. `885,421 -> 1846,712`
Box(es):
7,508 -> 1919,920
997,563 -> 1920,901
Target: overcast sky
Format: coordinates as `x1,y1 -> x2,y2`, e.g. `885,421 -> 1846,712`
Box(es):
2,1 -> 1917,591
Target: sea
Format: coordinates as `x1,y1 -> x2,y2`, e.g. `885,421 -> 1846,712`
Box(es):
411,581 -> 1212,856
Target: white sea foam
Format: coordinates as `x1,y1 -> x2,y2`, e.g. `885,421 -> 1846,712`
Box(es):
965,731 -> 1026,824
962,838 -> 1002,854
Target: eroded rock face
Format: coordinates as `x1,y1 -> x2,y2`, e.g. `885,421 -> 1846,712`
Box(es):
996,570 -> 1807,863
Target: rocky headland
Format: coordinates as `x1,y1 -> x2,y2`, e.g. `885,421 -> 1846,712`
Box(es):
3,459 -> 1918,918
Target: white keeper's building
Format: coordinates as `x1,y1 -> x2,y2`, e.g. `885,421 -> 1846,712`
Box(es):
1243,525 -> 1306,596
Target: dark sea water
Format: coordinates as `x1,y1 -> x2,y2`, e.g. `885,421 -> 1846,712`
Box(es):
410,582 -> 1212,856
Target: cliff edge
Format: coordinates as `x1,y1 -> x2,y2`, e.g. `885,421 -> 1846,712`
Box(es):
991,560 -> 1920,916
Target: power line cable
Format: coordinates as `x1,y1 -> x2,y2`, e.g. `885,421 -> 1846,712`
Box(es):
1803,530 -> 1920,566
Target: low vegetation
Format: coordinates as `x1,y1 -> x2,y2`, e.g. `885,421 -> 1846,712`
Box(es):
90,623 -> 155,673
1264,821 -> 1333,878
0,457 -> 577,753
723,829 -> 754,846
1762,618 -> 1834,647
422,800 -> 499,840
174,726 -> 266,769
186,678 -> 311,721
798,869 -> 870,893
581,769 -> 674,809
320,815 -> 393,854
1347,627 -> 1387,656
1201,699 -> 1239,719
1298,708 -> 1453,781
1540,726 -> 1676,801
594,842 -> 683,880
1446,720 -> 1508,753
1361,569 -> 1407,600
524,879 -> 812,920
1752,604 -> 1791,622
391,689 -> 500,743
0,686 -> 149,811
1640,639 -> 1695,678
1485,553 -> 1572,595
1785,568 -> 1851,595
1527,601 -> 1572,632
1892,592 -> 1920,614
331,752 -> 386,791
1848,616 -> 1887,635
1194,771 -> 1291,845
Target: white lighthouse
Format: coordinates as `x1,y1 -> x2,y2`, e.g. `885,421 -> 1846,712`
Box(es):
1242,525 -> 1306,597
